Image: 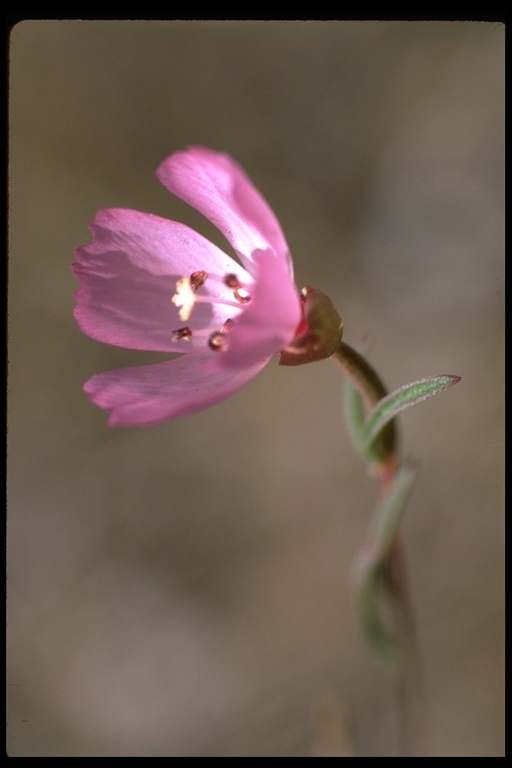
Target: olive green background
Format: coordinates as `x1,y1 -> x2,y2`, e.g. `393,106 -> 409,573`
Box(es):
8,20 -> 504,756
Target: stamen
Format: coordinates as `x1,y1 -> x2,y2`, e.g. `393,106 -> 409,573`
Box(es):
208,332 -> 228,351
234,287 -> 251,304
173,270 -> 252,330
190,270 -> 208,290
221,318 -> 235,334
223,274 -> 251,303
171,326 -> 193,342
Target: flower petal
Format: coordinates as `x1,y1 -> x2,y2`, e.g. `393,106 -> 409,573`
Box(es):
84,349 -> 267,426
72,208 -> 249,352
156,147 -> 294,276
219,248 -> 302,370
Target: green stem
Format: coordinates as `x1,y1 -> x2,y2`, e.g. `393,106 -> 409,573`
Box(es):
334,341 -> 424,753
333,342 -> 387,407
333,342 -> 398,469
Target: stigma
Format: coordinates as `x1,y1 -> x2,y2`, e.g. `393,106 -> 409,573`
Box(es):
172,277 -> 197,321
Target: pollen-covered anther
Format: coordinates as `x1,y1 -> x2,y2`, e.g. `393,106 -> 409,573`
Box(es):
171,326 -> 193,342
190,270 -> 208,290
208,331 -> 228,351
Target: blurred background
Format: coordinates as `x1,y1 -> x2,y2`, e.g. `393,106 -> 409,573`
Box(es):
8,20 -> 504,756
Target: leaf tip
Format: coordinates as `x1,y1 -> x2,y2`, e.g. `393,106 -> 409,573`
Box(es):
443,374 -> 461,387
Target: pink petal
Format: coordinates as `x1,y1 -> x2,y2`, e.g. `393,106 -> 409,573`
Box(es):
84,349 -> 267,426
72,208 -> 249,352
219,248 -> 302,370
156,147 -> 294,276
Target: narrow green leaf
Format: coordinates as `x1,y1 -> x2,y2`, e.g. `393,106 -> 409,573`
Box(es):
363,375 -> 461,452
343,378 -> 366,457
357,557 -> 400,664
354,462 -> 417,667
373,461 -> 418,553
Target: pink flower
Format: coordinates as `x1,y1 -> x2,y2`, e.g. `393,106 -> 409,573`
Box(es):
72,147 -> 302,426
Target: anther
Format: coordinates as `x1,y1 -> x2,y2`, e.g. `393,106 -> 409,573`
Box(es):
224,274 -> 240,288
221,318 -> 235,334
190,270 -> 208,290
234,287 -> 251,304
171,326 -> 193,342
208,332 -> 228,351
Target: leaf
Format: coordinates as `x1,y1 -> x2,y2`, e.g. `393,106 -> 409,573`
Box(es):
341,340 -> 389,463
354,461 -> 418,666
362,375 -> 461,454
343,378 -> 366,457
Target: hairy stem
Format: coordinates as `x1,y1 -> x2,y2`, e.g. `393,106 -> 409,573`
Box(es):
333,341 -> 398,479
333,340 -> 425,754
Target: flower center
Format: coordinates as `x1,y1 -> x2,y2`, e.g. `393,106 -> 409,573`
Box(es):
171,271 -> 252,351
